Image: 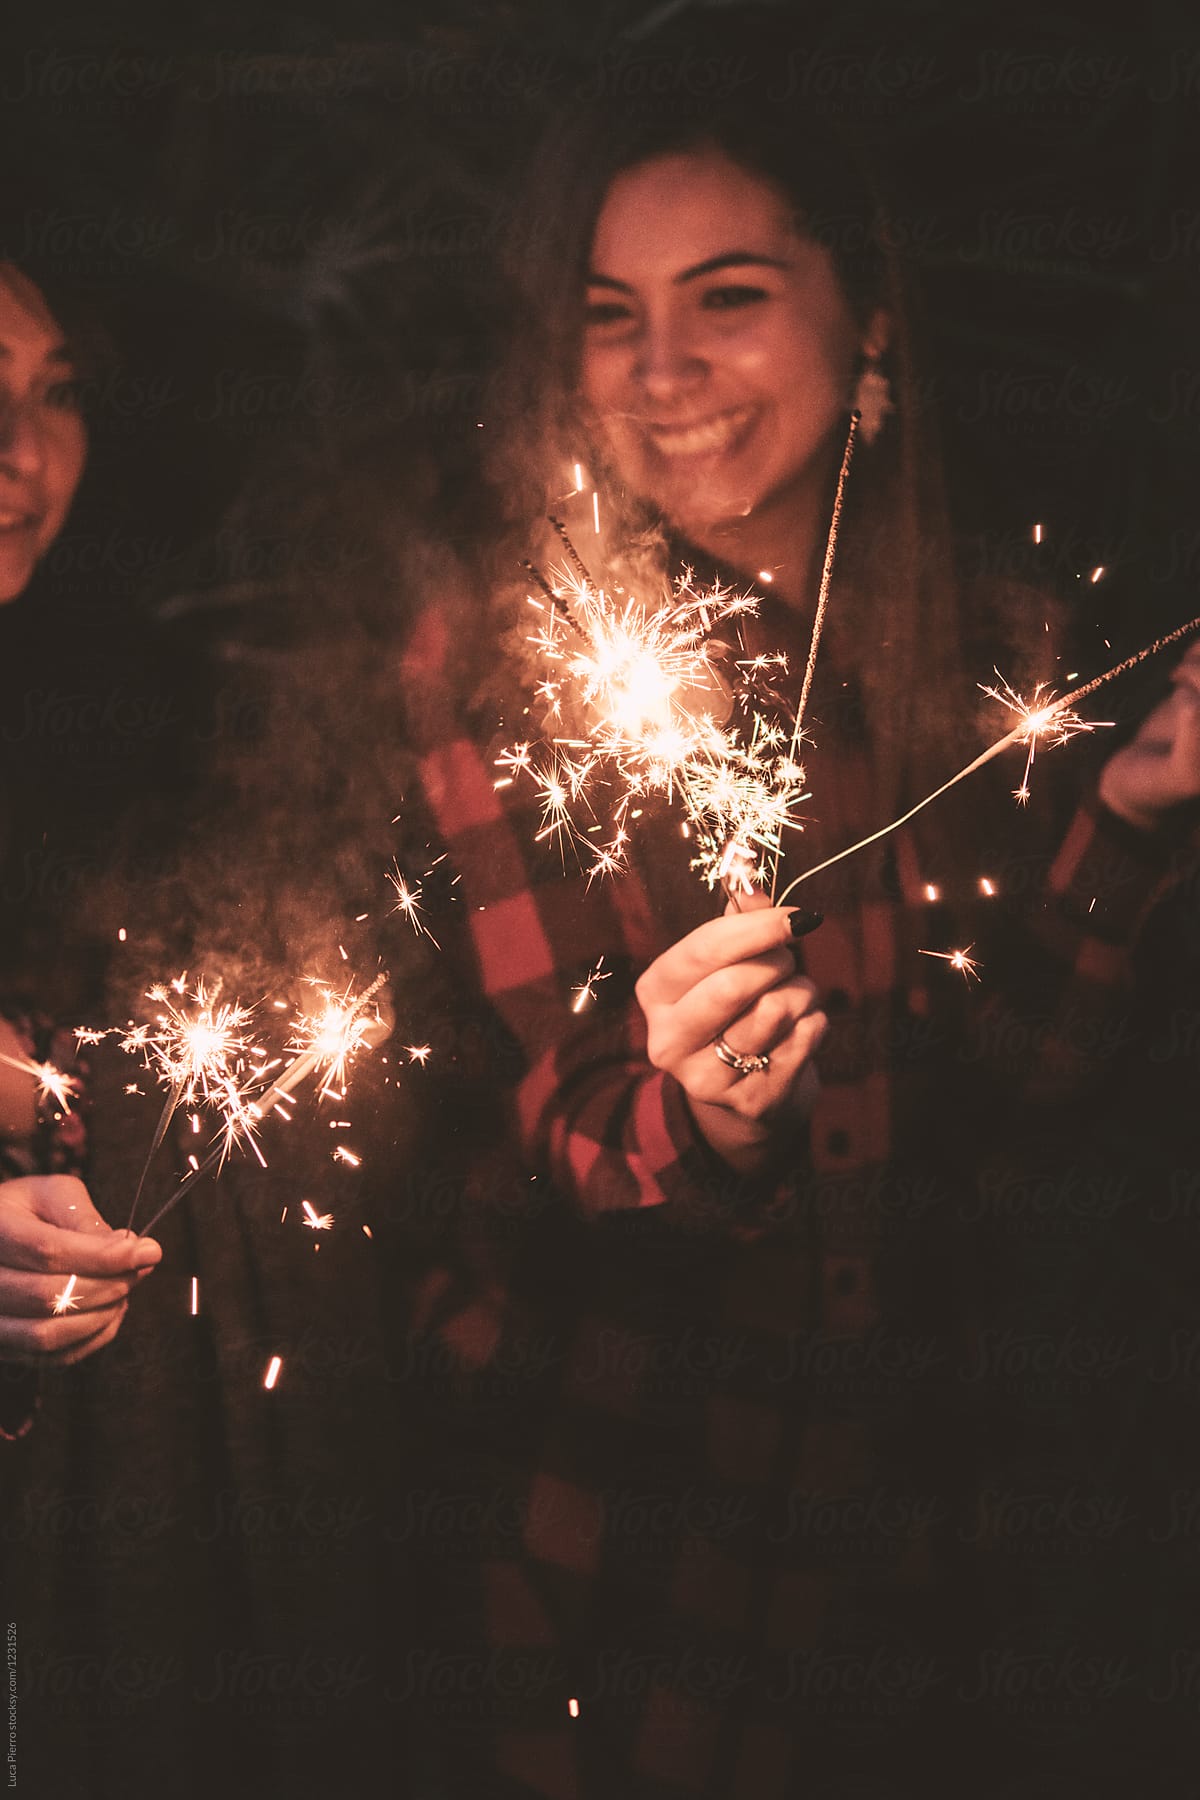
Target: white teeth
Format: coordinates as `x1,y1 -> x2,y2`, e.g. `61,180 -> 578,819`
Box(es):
647,408 -> 753,458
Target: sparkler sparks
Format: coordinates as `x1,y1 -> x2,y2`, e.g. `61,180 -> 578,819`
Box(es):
570,957 -> 611,1013
111,976 -> 266,1225
124,976 -> 260,1110
301,1200 -> 334,1230
124,969 -> 391,1239
388,855 -> 446,945
978,671 -> 1106,803
499,552 -> 808,891
776,611 -> 1200,904
920,945 -> 982,983
285,974 -> 389,1102
0,1051 -> 78,1115
51,1274 -> 79,1315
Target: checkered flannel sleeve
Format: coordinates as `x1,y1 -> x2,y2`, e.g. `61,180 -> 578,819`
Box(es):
415,726 -> 764,1224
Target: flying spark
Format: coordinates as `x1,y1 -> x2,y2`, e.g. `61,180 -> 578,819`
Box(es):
51,1274 -> 79,1315
0,1051 -> 78,1115
920,945 -> 982,983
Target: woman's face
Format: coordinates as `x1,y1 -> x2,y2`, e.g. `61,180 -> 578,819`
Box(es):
580,149 -> 884,540
0,264 -> 87,604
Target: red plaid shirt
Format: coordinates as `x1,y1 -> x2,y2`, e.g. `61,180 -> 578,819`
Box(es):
396,587 -> 1187,1798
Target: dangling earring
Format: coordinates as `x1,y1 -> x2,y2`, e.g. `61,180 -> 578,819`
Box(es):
853,352 -> 893,447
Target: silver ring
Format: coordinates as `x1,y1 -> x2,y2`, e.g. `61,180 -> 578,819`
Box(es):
712,1035 -> 770,1078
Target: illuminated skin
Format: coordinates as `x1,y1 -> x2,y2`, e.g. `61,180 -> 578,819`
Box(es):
580,149 -> 887,592
0,262 -> 87,605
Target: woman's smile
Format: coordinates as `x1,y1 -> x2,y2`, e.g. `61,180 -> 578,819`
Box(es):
642,404 -> 760,463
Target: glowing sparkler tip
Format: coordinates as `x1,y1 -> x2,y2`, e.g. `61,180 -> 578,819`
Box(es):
51,1274 -> 79,1315
0,1051 -> 79,1115
920,945 -> 982,984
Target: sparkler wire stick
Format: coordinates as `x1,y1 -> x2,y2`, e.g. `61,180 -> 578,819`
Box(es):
548,517 -> 594,589
775,611 -> 1200,904
770,411 -> 859,899
128,1078 -> 185,1228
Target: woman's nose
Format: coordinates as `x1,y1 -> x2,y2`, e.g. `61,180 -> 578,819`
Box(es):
633,319 -> 705,404
0,397 -> 47,478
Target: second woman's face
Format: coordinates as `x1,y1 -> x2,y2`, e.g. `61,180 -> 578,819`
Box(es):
0,265 -> 87,604
580,150 -> 878,539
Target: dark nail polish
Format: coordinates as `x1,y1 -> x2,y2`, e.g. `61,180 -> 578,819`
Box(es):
787,908 -> 824,938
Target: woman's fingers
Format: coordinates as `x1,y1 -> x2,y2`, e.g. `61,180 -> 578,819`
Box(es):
0,1176 -> 162,1278
0,1265 -> 147,1319
46,1306 -> 130,1368
0,1297 -> 129,1363
673,993 -> 828,1110
636,907 -> 800,1009
643,948 -> 799,1067
0,1175 -> 159,1365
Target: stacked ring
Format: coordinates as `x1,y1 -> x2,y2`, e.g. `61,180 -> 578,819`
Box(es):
712,1035 -> 771,1078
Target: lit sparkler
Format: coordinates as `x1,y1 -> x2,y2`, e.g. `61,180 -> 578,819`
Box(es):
285,974 -> 388,1101
128,970 -> 391,1240
0,1051 -> 78,1115
505,416 -> 862,897
499,548 -> 809,891
775,611 -> 1200,903
115,976 -> 264,1226
978,670 -> 1105,803
920,945 -> 982,983
388,854 -> 446,946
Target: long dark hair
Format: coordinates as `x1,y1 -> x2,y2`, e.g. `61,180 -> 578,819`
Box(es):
481,5 -> 970,818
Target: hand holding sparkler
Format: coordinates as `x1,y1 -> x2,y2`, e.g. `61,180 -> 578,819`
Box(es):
1099,641 -> 1200,833
635,899 -> 827,1173
0,1175 -> 160,1367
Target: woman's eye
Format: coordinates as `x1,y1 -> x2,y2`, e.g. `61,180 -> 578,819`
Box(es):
42,378 -> 84,413
583,300 -> 634,329
702,285 -> 768,311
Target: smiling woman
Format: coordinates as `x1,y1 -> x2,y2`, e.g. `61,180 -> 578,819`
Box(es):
0,263 -> 87,603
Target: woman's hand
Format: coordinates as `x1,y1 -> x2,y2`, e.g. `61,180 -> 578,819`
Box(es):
1099,641 -> 1200,832
635,897 -> 827,1172
0,1175 -> 160,1366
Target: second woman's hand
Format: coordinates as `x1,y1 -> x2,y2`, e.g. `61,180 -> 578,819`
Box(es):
634,897 -> 827,1173
1099,641 -> 1200,832
0,1175 -> 161,1366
